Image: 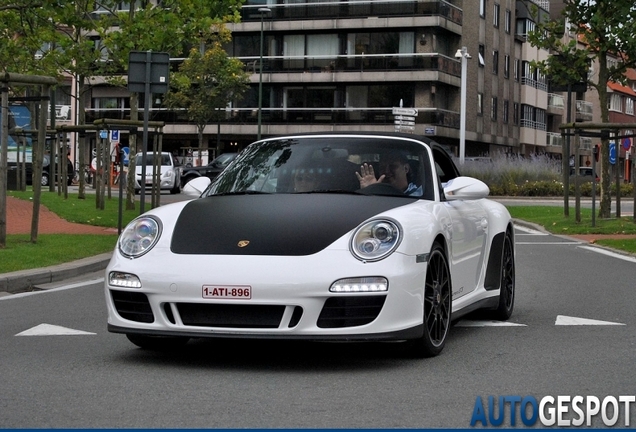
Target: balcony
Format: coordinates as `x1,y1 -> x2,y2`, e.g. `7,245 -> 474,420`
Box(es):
546,132 -> 563,148
242,53 -> 462,77
241,0 -> 462,25
575,100 -> 593,122
85,107 -> 460,129
547,93 -> 564,115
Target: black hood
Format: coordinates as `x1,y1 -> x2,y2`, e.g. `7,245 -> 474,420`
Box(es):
170,194 -> 413,256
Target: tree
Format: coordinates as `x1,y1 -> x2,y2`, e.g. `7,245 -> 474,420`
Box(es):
528,1 -> 636,218
164,39 -> 250,164
98,0 -> 245,210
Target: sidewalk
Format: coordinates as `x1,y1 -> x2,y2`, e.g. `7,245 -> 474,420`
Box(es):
1,196 -> 117,295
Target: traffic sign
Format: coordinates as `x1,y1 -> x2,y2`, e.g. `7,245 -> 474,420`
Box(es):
609,141 -> 616,165
622,137 -> 631,151
394,120 -> 415,126
392,107 -> 418,116
110,130 -> 120,143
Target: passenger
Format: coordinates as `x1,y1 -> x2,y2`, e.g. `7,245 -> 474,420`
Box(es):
293,168 -> 319,192
356,152 -> 423,196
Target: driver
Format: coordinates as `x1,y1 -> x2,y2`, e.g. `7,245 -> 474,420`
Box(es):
356,152 -> 423,196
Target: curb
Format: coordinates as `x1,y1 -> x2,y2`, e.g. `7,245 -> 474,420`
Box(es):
0,253 -> 112,294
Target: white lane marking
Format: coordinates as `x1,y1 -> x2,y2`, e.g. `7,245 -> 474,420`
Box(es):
516,241 -> 583,245
578,245 -> 636,263
0,278 -> 104,301
455,320 -> 527,327
555,315 -> 626,326
15,323 -> 96,336
515,226 -> 548,235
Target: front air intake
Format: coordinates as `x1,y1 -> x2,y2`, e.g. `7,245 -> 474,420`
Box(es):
317,296 -> 386,328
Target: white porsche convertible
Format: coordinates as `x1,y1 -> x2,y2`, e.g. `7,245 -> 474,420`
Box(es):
105,132 -> 515,357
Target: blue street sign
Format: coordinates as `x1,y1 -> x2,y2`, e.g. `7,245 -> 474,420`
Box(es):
99,130 -> 108,139
110,130 -> 120,142
121,146 -> 130,166
609,141 -> 616,165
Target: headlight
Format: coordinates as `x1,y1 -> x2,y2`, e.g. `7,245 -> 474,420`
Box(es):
351,219 -> 402,262
118,216 -> 162,258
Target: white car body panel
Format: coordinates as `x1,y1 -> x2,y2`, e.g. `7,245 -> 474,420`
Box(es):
105,133 -> 515,356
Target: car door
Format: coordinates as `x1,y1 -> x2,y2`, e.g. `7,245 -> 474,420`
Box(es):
433,146 -> 488,299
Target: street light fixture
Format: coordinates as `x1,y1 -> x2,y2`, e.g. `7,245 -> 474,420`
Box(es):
257,7 -> 271,140
455,46 -> 471,165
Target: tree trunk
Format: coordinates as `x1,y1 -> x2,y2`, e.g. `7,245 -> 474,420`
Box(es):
31,85 -> 50,243
597,52 -> 612,219
77,74 -> 88,200
127,93 -> 139,211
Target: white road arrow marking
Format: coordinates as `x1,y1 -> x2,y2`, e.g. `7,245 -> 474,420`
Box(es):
555,315 -> 625,326
455,320 -> 527,327
15,323 -> 96,336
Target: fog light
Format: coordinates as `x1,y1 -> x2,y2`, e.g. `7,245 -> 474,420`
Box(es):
109,272 -> 142,288
330,277 -> 388,293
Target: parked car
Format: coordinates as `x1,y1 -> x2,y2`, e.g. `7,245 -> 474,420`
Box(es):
180,152 -> 238,187
133,152 -> 181,194
106,132 -> 515,358
569,166 -> 599,182
41,155 -> 74,186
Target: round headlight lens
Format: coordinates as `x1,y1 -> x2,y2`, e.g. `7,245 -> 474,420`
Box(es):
351,219 -> 402,262
118,216 -> 162,258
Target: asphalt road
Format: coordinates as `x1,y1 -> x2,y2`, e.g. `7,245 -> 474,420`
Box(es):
1,225 -> 635,428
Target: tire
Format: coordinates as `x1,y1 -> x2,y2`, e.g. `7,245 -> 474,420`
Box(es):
41,173 -> 49,187
181,175 -> 196,188
126,334 -> 189,350
491,230 -> 515,320
406,243 -> 452,358
170,180 -> 181,194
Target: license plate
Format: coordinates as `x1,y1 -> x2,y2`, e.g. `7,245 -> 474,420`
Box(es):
202,285 -> 251,299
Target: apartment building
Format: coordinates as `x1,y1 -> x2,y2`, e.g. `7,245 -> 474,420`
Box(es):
68,0 -> 559,163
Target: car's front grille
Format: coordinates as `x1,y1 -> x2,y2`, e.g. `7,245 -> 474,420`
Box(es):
317,296 -> 386,328
111,290 -> 154,323
177,303 -> 285,328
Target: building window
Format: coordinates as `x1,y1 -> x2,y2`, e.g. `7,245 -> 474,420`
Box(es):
477,93 -> 483,115
493,50 -> 499,75
504,55 -> 510,78
514,59 -> 520,81
505,9 -> 511,33
503,100 -> 509,123
491,97 -> 498,121
609,93 -> 623,112
513,102 -> 519,125
478,44 -> 485,67
627,98 -> 634,115
480,0 -> 486,18
493,4 -> 500,28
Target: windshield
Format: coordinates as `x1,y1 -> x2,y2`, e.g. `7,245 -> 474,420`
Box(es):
204,135 -> 434,199
135,153 -> 171,166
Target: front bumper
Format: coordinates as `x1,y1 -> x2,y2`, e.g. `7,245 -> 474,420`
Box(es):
105,248 -> 427,341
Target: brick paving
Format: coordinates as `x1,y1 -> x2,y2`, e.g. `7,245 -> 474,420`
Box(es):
6,195 -> 118,235
5,195 -> 636,242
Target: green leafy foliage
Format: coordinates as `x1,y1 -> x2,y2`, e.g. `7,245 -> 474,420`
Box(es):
526,0 -> 636,219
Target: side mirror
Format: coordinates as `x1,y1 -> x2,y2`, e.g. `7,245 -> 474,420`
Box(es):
443,176 -> 489,200
182,176 -> 211,197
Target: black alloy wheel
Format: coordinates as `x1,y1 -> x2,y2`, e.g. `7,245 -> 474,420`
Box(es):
407,242 -> 452,358
492,230 -> 515,320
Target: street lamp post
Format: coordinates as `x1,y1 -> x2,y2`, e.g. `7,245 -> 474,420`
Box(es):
257,7 -> 271,140
455,46 -> 470,165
